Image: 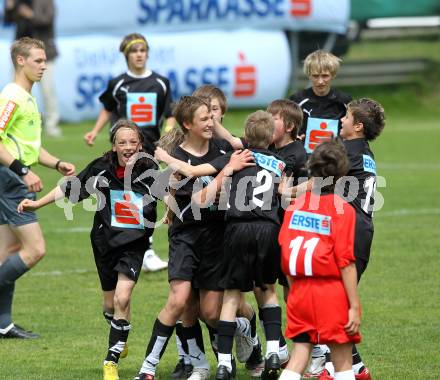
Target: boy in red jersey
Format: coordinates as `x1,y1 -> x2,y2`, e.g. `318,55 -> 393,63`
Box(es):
278,140 -> 361,380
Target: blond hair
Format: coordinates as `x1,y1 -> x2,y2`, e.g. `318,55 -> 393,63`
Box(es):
11,37 -> 45,69
303,50 -> 342,78
119,33 -> 149,59
245,110 -> 274,149
192,85 -> 228,115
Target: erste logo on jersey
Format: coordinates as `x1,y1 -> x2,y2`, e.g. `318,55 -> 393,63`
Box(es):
127,93 -> 157,127
289,210 -> 331,235
0,101 -> 17,132
110,190 -> 144,229
304,117 -> 338,154
363,154 -> 376,174
253,152 -> 285,177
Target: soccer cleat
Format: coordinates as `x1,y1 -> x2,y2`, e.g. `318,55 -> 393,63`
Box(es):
119,343 -> 128,359
245,339 -> 265,377
234,319 -> 254,363
171,359 -> 193,379
261,353 -> 281,380
0,325 -> 39,339
187,367 -> 210,380
134,373 -> 155,380
142,250 -> 168,272
103,361 -> 119,380
214,365 -> 234,380
304,355 -> 326,378
317,369 -> 333,380
279,345 -> 290,369
355,367 -> 372,380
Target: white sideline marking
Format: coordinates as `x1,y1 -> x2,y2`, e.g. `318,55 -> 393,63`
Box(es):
54,227 -> 90,233
30,269 -> 92,277
378,208 -> 440,217
378,162 -> 440,170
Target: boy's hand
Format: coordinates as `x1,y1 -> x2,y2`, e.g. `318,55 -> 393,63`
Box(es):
84,131 -> 97,146
226,149 -> 255,173
345,307 -> 361,335
154,147 -> 172,163
57,161 -> 76,176
17,199 -> 40,213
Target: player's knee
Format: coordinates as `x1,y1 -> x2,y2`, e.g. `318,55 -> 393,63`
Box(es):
113,293 -> 130,312
200,305 -> 220,326
165,296 -> 186,318
28,243 -> 46,265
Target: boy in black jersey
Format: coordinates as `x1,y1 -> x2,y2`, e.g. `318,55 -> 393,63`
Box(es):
134,96 -> 253,380
201,111 -> 286,380
84,33 -> 173,274
18,120 -> 159,380
318,98 -> 385,380
289,50 -> 351,155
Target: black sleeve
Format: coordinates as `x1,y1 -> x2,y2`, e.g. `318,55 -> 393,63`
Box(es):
98,78 -> 117,112
162,78 -> 173,119
216,138 -> 234,153
60,158 -> 101,203
209,152 -> 232,173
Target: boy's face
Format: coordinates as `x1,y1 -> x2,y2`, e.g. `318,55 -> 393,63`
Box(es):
186,105 -> 214,140
340,109 -> 363,140
127,43 -> 147,72
210,98 -> 223,122
272,113 -> 286,145
112,128 -> 141,167
309,70 -> 332,97
18,47 -> 46,83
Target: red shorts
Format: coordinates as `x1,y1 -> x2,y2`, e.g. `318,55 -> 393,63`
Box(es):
285,277 -> 361,345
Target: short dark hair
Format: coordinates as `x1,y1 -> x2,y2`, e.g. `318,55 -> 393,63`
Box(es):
193,85 -> 228,115
109,119 -> 144,144
267,99 -> 303,140
348,98 -> 385,141
308,139 -> 349,192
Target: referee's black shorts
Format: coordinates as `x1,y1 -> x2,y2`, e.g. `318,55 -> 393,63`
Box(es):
221,221 -> 280,292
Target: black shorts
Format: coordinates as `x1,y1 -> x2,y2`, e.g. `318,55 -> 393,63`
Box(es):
354,214 -> 374,281
168,223 -> 225,291
91,229 -> 147,291
220,221 -> 280,292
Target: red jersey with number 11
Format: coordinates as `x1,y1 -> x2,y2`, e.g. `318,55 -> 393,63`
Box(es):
280,191 -> 356,279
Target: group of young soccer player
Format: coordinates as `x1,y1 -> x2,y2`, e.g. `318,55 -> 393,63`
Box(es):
3,34 -> 385,380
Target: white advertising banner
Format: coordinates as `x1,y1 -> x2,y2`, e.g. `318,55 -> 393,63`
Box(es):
0,30 -> 291,122
0,0 -> 349,38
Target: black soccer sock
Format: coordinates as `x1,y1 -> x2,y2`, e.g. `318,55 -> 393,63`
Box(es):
182,320 -> 209,369
105,319 -> 131,363
217,320 -> 237,371
0,283 -> 14,330
0,254 -> 29,291
139,318 -> 174,374
261,305 -> 282,356
258,307 -> 265,330
175,321 -> 190,361
205,322 -> 219,357
352,344 -> 363,365
249,311 -> 257,340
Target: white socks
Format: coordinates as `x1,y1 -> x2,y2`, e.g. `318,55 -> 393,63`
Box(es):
334,370 -> 355,379
279,369 -> 301,380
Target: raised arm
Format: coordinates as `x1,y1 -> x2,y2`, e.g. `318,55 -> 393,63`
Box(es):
17,185 -> 65,213
84,108 -> 111,146
155,146 -> 218,177
213,119 -> 244,150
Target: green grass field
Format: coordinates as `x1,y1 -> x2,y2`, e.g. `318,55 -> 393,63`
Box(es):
1,39 -> 440,379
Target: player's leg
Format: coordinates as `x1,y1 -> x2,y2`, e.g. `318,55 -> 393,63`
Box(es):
171,319 -> 193,379
0,223 -> 44,339
215,289 -> 242,379
183,294 -> 210,380
327,343 -> 355,380
40,59 -> 61,137
135,280 -> 193,379
279,341 -> 313,380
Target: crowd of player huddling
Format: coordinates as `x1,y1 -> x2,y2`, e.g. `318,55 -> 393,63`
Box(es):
1,34 -> 385,380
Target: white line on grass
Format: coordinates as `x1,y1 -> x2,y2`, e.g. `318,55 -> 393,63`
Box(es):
377,208 -> 440,217
30,269 -> 92,276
